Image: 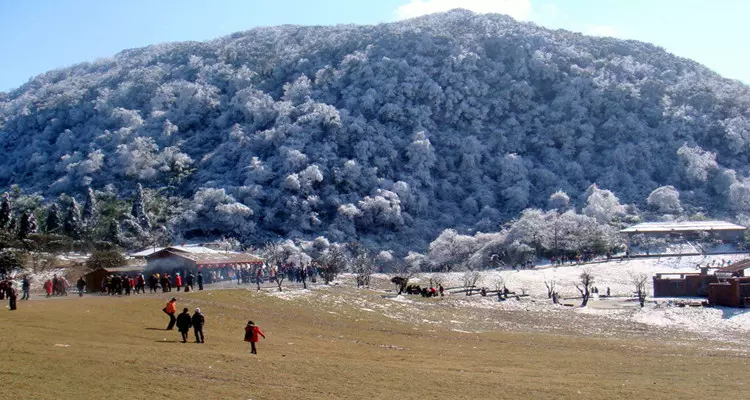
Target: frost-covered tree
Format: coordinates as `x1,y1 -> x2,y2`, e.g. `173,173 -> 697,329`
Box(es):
82,187 -> 98,225
427,229 -> 477,271
131,183 -> 151,230
63,198 -> 83,239
647,186 -> 682,214
17,211 -> 37,239
0,193 -> 11,230
45,204 -> 62,234
582,185 -> 624,224
548,190 -> 570,211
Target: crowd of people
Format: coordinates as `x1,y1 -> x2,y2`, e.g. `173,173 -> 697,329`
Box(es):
43,275 -> 70,297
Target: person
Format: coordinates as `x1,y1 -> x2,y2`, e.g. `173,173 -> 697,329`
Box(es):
164,298 -> 177,330
76,277 -> 86,297
176,308 -> 192,343
197,272 -> 204,291
187,273 -> 195,291
244,320 -> 265,354
8,284 -> 18,310
21,276 -> 30,300
438,284 -> 444,297
606,287 -> 611,297
175,273 -> 183,292
44,279 -> 53,298
192,308 -> 205,343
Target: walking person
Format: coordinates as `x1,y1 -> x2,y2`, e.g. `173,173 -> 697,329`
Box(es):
21,276 -> 30,300
76,277 -> 86,297
197,272 -> 204,291
187,272 -> 195,292
176,308 -> 192,343
175,273 -> 183,292
163,298 -> 177,330
192,308 -> 205,343
244,320 -> 265,354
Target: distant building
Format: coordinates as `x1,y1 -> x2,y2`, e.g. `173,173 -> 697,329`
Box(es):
653,259 -> 750,307
144,247 -> 263,276
129,244 -> 223,259
620,220 -> 746,242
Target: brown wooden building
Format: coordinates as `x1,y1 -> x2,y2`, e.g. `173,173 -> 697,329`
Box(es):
84,265 -> 145,293
144,247 -> 263,275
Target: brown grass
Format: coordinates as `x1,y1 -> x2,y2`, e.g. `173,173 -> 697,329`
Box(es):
4,287 -> 749,400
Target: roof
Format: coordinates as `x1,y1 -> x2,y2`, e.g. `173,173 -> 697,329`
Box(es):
620,221 -> 746,234
716,259 -> 750,274
131,245 -> 223,258
85,265 -> 145,275
147,250 -> 263,265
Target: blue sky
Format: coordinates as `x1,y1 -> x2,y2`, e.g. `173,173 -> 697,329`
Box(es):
0,0 -> 748,91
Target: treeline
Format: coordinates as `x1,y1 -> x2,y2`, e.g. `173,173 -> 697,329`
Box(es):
2,10 -> 750,254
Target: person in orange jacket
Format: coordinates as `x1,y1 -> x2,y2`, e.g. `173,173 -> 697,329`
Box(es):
164,298 -> 177,330
175,273 -> 183,292
244,320 -> 265,354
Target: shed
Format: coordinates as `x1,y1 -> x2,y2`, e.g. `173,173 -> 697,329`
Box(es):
83,265 -> 145,293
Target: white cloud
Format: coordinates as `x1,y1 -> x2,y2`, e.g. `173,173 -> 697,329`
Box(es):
394,0 -> 533,21
584,25 -> 618,38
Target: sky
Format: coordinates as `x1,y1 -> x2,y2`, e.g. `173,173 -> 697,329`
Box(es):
0,0 -> 748,92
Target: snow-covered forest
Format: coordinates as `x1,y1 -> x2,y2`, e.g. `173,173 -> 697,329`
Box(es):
2,9 -> 750,255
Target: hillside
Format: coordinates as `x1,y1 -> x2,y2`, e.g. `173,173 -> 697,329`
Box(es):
2,9 -> 750,250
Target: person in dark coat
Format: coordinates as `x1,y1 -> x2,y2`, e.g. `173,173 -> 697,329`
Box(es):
8,285 -> 18,310
175,308 -> 192,343
197,272 -> 204,291
244,320 -> 265,354
186,273 -> 195,291
76,277 -> 86,297
21,276 -> 30,300
191,308 -> 205,343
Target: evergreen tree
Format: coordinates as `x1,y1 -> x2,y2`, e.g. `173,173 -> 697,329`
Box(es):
0,193 -> 11,230
131,183 -> 151,230
63,199 -> 83,239
45,204 -> 62,233
105,220 -> 123,246
82,187 -> 98,225
17,211 -> 37,239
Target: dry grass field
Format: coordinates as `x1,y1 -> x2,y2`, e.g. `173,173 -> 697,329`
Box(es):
4,285 -> 749,400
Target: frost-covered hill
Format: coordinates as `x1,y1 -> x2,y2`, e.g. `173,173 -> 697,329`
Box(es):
2,9 -> 750,250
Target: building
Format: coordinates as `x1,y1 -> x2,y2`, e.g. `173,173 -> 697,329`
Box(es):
620,220 -> 746,242
144,247 -> 264,276
129,244 -> 223,259
653,270 -> 715,298
653,259 -> 750,307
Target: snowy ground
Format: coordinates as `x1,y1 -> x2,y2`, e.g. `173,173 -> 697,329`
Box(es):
260,253 -> 750,351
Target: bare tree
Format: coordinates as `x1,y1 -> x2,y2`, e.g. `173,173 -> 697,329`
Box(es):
462,270 -> 482,296
631,272 -> 649,307
352,247 -> 375,288
543,276 -> 557,299
274,268 -> 286,292
574,269 -> 594,307
319,245 -> 348,285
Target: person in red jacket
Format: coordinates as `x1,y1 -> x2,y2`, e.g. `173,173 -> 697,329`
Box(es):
44,279 -> 53,297
175,273 -> 183,292
244,320 -> 265,354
